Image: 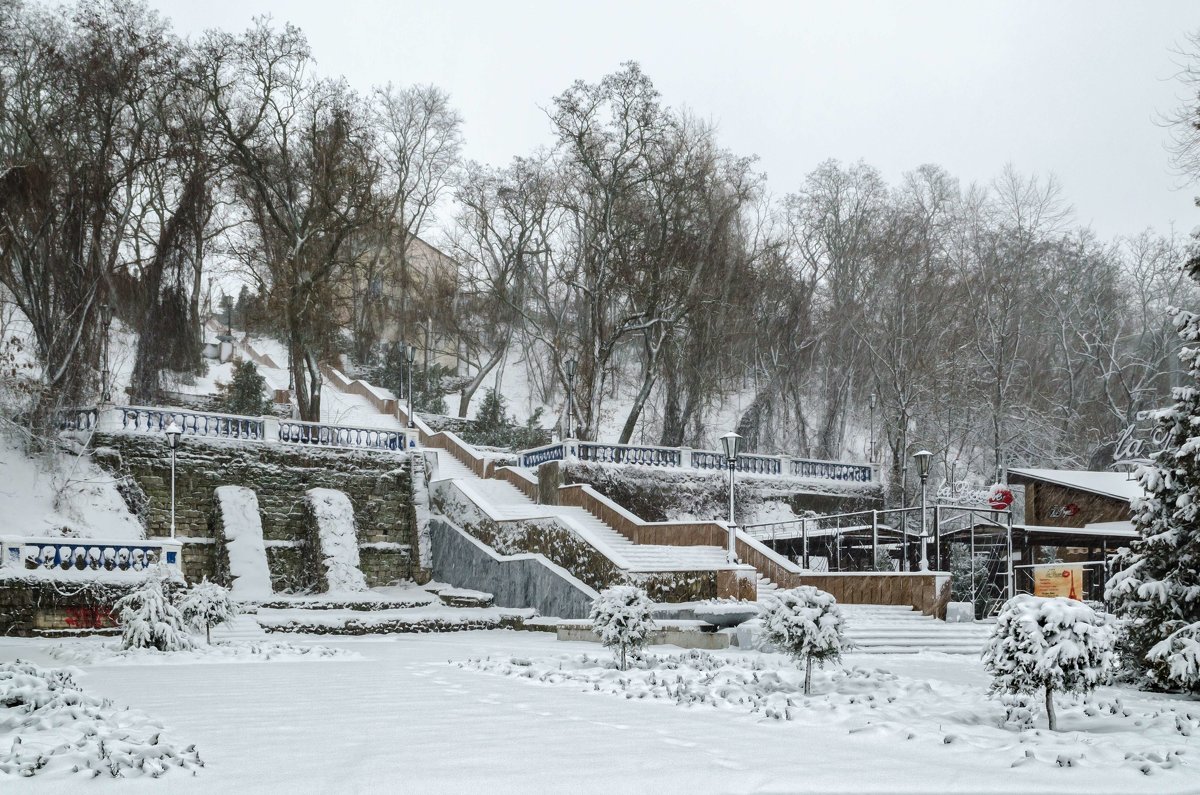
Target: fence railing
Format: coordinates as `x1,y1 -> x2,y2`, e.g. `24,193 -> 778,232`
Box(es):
119,406 -> 266,440
2,537 -> 183,575
58,407 -> 98,431
277,419 -> 406,451
517,439 -> 878,483
71,405 -> 416,453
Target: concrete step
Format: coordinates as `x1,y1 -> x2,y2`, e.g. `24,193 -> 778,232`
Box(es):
211,614 -> 268,642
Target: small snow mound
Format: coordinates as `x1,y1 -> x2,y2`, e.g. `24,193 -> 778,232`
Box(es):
45,640 -> 359,666
305,488 -> 368,593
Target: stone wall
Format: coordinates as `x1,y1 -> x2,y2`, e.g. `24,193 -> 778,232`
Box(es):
92,432 -> 420,590
430,518 -> 597,619
0,576 -> 143,636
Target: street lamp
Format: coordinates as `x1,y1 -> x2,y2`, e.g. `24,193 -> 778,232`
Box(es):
914,449 -> 932,572
565,359 -> 577,439
99,302 -> 113,403
405,343 -> 416,429
165,420 -> 182,539
721,431 -> 742,564
868,392 -> 877,462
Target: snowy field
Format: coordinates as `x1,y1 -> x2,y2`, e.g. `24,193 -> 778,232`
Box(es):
3,631 -> 1199,793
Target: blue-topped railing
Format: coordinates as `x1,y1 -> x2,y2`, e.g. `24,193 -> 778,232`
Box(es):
518,440 -> 878,483
277,419 -> 406,451
2,537 -> 183,575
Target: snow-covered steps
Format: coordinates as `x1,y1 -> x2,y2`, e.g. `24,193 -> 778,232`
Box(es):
838,604 -> 992,655
755,576 -> 780,603
210,614 -> 268,642
451,475 -> 732,573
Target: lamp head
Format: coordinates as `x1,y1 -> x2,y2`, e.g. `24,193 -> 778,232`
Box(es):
869,392 -> 877,410
100,302 -> 112,327
913,449 -> 932,479
565,358 -> 577,379
406,344 -> 416,364
165,420 -> 182,450
720,431 -> 742,461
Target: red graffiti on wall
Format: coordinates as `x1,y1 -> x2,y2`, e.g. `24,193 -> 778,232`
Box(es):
63,606 -> 115,629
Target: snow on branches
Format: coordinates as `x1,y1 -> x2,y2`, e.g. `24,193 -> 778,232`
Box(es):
179,579 -> 237,644
1107,307 -> 1200,693
113,566 -> 194,652
590,585 -> 656,671
983,595 -> 1115,731
760,586 -> 847,695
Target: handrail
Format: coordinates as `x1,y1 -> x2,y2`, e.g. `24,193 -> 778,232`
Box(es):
118,405 -> 265,440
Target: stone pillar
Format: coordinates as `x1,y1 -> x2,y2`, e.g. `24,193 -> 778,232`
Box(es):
680,446 -> 693,469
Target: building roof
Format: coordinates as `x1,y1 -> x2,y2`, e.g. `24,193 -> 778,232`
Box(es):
1016,521 -> 1138,539
1007,468 -> 1144,503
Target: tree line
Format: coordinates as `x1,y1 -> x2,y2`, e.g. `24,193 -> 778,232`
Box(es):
2,1 -> 1197,502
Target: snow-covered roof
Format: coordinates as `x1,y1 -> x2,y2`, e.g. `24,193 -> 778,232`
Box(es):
1016,521 -> 1138,539
1007,468 -> 1144,503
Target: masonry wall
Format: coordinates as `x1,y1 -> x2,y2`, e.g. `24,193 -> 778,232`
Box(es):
92,432 -> 422,590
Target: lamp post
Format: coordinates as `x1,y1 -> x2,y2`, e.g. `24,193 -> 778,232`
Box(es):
406,343 -> 416,429
99,302 -> 113,403
721,431 -> 742,564
165,421 -> 182,539
914,449 -> 932,572
868,392 -> 877,462
565,359 -> 577,439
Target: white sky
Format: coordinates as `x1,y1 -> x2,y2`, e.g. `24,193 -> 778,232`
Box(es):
149,0 -> 1200,240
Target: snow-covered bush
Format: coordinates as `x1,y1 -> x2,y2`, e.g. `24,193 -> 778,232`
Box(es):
1107,308 -> 1200,694
1147,622 -> 1200,690
983,594 -> 1115,731
760,586 -> 847,694
178,579 -> 237,644
590,585 -> 656,671
113,567 -> 195,652
0,659 -> 202,777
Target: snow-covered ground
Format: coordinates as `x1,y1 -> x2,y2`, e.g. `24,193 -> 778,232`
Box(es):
2,631 -> 1197,792
0,437 -> 142,539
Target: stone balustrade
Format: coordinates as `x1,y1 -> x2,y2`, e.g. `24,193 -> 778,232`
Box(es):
1,537 -> 183,576
519,439 -> 878,483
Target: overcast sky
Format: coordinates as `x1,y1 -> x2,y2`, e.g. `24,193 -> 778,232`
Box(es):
151,0 -> 1200,240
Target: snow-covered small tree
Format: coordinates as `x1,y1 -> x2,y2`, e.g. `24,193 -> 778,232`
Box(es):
179,578 -> 237,643
983,594 -> 1115,731
761,586 -> 847,695
113,566 -> 195,652
590,585 -> 656,671
1107,308 -> 1200,694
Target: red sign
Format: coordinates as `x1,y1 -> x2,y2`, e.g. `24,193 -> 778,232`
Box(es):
988,485 -> 1014,511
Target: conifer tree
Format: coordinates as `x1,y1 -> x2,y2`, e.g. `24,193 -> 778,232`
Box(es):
1107,308 -> 1200,693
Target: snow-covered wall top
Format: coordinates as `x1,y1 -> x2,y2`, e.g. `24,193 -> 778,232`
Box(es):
214,486 -> 272,599
305,488 -> 368,593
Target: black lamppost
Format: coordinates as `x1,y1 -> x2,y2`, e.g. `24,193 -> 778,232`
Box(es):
564,359 -> 577,439
868,391 -> 877,461
165,420 -> 182,539
406,343 -> 416,429
721,431 -> 742,564
914,449 -> 932,571
99,302 -> 113,403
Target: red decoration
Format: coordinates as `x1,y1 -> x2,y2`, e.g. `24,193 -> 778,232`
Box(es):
988,485 -> 1014,511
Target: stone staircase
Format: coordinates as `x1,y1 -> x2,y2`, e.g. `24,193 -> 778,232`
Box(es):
211,614 -> 269,642
838,604 -> 992,655
431,450 -> 733,573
